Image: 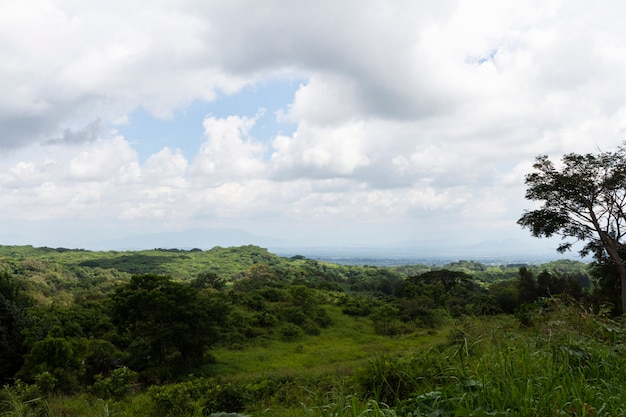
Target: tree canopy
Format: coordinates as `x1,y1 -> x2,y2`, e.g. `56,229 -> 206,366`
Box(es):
110,274 -> 227,382
518,146 -> 626,311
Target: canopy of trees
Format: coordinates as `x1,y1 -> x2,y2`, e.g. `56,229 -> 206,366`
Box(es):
0,243 -> 598,400
518,146 -> 626,311
110,274 -> 227,382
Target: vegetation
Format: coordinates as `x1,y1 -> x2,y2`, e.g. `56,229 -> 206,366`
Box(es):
518,145 -> 626,311
1,243 -> 624,416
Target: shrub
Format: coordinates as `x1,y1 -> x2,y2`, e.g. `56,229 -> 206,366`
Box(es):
200,383 -> 249,415
148,380 -> 204,417
355,353 -> 431,404
90,367 -> 139,399
282,306 -> 308,325
279,323 -> 303,340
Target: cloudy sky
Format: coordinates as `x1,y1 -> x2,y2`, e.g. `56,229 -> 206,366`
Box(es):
1,0 -> 625,251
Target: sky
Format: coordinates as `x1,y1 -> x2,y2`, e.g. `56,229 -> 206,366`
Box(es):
1,0 -> 626,252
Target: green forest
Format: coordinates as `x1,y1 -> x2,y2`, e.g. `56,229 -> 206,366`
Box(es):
2,244 -> 626,416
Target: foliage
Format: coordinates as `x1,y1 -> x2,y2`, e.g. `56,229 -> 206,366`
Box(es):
370,305 -> 409,336
110,274 -> 227,382
0,272 -> 30,380
0,384 -> 53,417
518,146 -> 626,311
90,366 -> 139,400
399,269 -> 487,319
588,258 -> 622,313
2,244 -> 624,416
17,336 -> 90,393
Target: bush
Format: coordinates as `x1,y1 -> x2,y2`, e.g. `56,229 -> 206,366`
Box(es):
201,383 -> 249,415
282,306 -> 308,325
279,323 -> 303,340
148,380 -> 204,417
310,306 -> 332,328
355,351 -> 448,404
90,367 -> 139,399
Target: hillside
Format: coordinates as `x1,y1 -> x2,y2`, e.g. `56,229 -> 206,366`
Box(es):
2,244 -> 621,417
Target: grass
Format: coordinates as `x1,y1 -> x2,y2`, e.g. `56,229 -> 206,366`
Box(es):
210,306 -> 450,378
8,299 -> 626,417
398,305 -> 626,417
47,395 -> 112,417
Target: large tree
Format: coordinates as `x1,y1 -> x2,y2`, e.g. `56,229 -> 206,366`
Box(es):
0,272 -> 30,380
518,147 -> 626,311
110,274 -> 226,382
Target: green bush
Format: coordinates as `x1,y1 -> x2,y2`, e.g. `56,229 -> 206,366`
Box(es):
200,383 -> 249,415
354,352 -> 444,404
148,380 -> 205,417
279,323 -> 303,340
90,367 -> 138,399
33,371 -> 57,395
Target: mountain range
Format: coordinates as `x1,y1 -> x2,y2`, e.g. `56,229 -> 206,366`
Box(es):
79,227 -> 577,265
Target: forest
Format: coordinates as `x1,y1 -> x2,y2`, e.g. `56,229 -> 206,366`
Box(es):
0,244 -> 624,416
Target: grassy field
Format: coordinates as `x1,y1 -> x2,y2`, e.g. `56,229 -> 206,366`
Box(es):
20,300 -> 623,417
211,306 -> 450,378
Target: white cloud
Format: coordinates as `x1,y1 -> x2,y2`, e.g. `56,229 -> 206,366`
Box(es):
68,136 -> 139,181
191,114 -> 267,184
0,161 -> 46,188
144,147 -> 188,186
270,121 -> 371,179
282,75 -> 359,126
4,0 -> 626,248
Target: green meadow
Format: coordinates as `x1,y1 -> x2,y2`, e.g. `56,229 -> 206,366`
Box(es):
211,306 -> 448,377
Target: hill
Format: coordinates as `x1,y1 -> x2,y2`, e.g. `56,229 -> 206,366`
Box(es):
1,244 -> 618,417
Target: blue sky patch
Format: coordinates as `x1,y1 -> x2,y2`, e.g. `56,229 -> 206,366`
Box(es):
119,78 -> 302,162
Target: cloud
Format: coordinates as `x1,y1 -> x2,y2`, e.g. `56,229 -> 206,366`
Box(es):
144,147 -> 188,185
4,0 -> 626,247
0,161 -> 47,189
191,113 -> 267,184
68,136 -> 139,182
0,0 -> 461,149
270,121 -> 371,179
45,118 -> 103,146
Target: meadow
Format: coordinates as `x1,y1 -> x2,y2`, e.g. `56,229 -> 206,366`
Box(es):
14,300 -> 626,417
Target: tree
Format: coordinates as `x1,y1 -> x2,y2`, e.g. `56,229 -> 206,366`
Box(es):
589,258 -> 622,311
192,271 -> 226,291
0,272 -> 30,379
517,267 -> 537,305
518,147 -> 626,311
488,280 -> 518,313
402,270 -> 484,317
0,298 -> 28,379
110,274 -> 227,382
18,336 -> 89,393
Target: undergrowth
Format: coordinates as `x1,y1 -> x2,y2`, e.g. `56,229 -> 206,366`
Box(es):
4,297 -> 626,417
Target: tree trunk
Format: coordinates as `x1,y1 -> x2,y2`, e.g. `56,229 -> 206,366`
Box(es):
597,229 -> 626,313
607,252 -> 626,313
620,266 -> 626,314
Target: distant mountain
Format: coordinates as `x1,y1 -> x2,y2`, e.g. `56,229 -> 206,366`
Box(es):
80,228 -> 578,265
81,228 -> 286,251
271,238 -> 576,266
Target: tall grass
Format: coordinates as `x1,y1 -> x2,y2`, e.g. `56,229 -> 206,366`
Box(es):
7,298 -> 626,417
300,396 -> 399,417
0,384 -> 52,417
360,299 -> 626,417
0,386 -> 115,417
